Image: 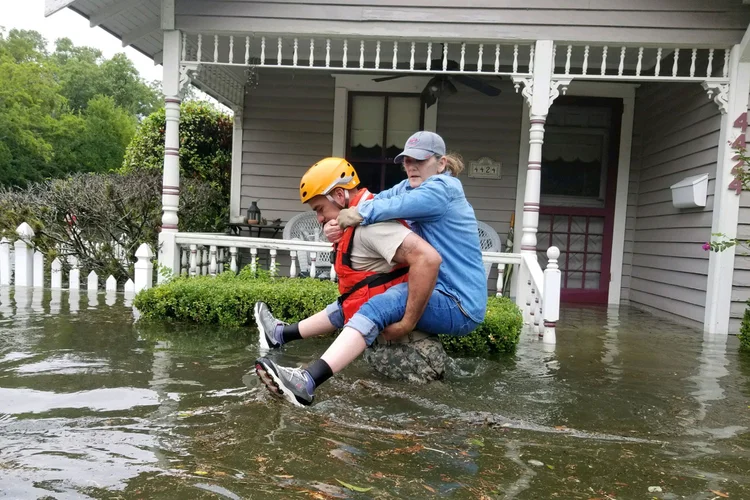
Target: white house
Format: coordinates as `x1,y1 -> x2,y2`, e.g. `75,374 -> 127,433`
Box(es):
46,0 -> 750,335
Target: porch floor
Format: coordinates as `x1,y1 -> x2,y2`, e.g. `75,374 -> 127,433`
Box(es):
0,289 -> 748,498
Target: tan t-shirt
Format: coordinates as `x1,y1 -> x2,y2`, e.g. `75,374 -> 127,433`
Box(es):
348,221 -> 412,273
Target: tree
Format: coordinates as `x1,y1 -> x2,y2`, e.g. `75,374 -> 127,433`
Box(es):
122,101 -> 232,232
122,100 -> 233,189
0,29 -> 160,187
52,38 -> 161,117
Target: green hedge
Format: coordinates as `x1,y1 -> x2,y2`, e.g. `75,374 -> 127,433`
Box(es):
740,307 -> 750,351
134,270 -> 523,355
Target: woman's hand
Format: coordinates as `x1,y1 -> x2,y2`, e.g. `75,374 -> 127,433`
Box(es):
323,219 -> 343,243
337,207 -> 363,229
381,320 -> 417,341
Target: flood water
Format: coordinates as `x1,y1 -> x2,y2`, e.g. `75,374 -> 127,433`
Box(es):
0,287 -> 749,499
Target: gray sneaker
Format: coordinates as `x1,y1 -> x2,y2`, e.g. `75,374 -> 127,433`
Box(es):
255,357 -> 314,407
254,301 -> 284,354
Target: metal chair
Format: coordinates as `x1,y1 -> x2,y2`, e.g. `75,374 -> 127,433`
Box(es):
283,211 -> 333,278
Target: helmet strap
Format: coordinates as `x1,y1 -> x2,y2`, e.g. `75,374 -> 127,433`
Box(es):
326,189 -> 350,209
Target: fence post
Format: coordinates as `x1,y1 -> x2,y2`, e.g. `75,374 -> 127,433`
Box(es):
134,243 -> 154,293
33,251 -> 44,287
106,275 -> 117,292
543,246 -> 561,345
14,223 -> 35,287
124,279 -> 135,294
51,258 -> 63,289
0,238 -> 9,285
87,271 -> 98,292
69,257 -> 80,290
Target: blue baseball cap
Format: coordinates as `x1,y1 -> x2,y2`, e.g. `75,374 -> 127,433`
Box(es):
394,131 -> 446,164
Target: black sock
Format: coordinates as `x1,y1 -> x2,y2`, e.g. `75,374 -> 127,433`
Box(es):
305,359 -> 333,388
281,323 -> 302,343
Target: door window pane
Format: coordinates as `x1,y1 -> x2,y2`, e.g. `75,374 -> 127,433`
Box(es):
347,93 -> 422,192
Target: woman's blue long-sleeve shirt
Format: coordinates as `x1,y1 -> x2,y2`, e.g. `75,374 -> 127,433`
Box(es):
356,174 -> 487,323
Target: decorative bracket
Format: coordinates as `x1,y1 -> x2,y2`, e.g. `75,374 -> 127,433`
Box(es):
179,62 -> 200,94
512,77 -> 573,108
549,78 -> 572,105
511,76 -> 533,107
701,81 -> 729,114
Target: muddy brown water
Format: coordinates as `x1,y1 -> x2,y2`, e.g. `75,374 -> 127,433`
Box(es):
0,287 -> 749,499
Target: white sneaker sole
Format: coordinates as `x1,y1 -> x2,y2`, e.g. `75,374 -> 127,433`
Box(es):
254,302 -> 272,355
255,360 -> 305,408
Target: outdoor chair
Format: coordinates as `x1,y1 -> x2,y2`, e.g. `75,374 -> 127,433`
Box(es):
476,220 -> 503,279
283,211 -> 333,279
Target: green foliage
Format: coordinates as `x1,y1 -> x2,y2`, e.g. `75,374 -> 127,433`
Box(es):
740,306 -> 750,351
122,101 -> 233,189
134,275 -> 524,355
134,272 -> 340,328
0,170 -> 225,283
121,101 -> 232,232
440,296 -> 523,355
0,29 -> 159,187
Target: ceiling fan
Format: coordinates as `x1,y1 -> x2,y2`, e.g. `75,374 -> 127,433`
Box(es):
372,56 -> 502,108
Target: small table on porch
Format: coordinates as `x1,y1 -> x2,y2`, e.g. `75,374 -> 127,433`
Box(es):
226,222 -> 285,238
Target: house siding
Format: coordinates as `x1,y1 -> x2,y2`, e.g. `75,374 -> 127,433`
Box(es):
623,82 -> 720,327
241,70 -> 335,223
731,191 -> 750,332
175,0 -> 750,46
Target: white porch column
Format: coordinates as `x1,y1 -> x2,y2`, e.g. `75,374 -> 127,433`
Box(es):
704,44 -> 750,334
516,41 -> 557,257
229,109 -> 244,223
158,30 -> 183,281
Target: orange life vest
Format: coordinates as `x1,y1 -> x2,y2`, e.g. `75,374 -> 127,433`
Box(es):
335,189 -> 409,322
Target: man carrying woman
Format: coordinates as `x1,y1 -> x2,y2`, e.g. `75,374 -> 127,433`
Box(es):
255,131 -> 487,407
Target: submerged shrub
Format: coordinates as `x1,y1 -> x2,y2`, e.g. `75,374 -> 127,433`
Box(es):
740,306 -> 750,351
440,296 -> 523,355
134,272 -> 523,355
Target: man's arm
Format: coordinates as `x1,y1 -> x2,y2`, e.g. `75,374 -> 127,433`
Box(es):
385,233 -> 442,338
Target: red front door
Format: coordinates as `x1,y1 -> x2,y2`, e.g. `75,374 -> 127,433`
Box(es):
536,97 -> 622,304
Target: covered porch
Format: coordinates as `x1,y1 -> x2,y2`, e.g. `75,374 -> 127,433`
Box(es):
154,28 -> 745,336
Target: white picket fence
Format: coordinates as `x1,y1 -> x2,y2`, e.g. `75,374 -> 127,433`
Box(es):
1,221 -> 562,344
0,223 -> 154,294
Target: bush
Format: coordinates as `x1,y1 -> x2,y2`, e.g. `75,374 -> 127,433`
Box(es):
134,273 -> 524,355
0,169 -> 227,283
134,271 -> 339,328
740,306 -> 750,351
440,296 -> 523,355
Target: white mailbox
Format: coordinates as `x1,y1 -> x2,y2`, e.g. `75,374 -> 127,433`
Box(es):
670,173 -> 709,209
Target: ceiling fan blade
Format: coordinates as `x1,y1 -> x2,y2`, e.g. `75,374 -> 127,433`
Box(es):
452,74 -> 502,96
372,75 -> 407,82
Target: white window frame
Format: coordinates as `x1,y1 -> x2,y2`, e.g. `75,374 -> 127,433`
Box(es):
331,74 -> 438,158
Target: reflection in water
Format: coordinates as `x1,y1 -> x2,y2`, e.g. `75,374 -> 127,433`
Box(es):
68,289 -> 80,315
688,333 -> 731,433
105,290 -> 117,307
32,287 -> 44,314
0,295 -> 748,498
87,290 -> 99,309
0,286 -> 12,317
49,288 -> 61,315
601,306 -> 622,381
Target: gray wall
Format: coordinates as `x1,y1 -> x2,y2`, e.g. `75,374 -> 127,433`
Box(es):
624,82 -> 720,327
732,192 -> 750,332
176,0 -> 750,46
241,70 -> 335,223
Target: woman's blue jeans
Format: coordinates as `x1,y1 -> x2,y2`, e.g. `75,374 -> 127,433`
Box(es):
324,282 -> 480,346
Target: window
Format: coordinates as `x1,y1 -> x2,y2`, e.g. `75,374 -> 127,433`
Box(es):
346,92 -> 424,193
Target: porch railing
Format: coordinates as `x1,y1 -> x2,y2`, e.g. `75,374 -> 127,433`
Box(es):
0,224 -> 560,344
172,233 -> 561,344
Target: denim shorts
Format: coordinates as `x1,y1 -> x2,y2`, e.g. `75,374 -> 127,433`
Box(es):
324,282 -> 480,346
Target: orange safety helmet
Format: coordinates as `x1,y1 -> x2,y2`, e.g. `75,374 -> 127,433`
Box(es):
299,157 -> 360,204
